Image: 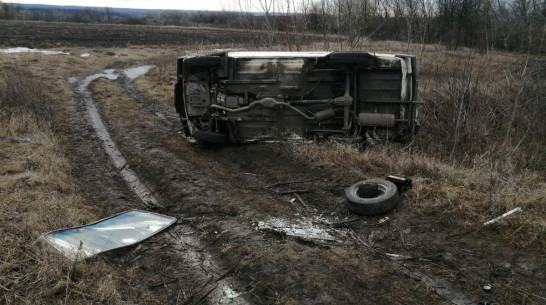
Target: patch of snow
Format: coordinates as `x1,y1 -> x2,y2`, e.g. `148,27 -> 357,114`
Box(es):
123,65 -> 155,81
80,53 -> 91,58
0,47 -> 69,55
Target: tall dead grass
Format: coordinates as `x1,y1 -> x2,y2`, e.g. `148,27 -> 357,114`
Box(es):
0,63 -> 152,304
416,50 -> 546,171
289,141 -> 545,248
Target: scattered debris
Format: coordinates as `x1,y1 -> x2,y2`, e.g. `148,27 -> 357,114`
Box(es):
385,253 -> 413,260
293,193 -> 311,210
43,210 -> 176,260
222,286 -> 240,299
80,53 -> 91,58
1,136 -> 34,143
326,218 -> 360,228
265,178 -> 318,189
483,284 -> 492,292
385,175 -> 413,194
483,207 -> 522,226
378,217 -> 390,224
256,217 -> 335,241
276,189 -> 311,195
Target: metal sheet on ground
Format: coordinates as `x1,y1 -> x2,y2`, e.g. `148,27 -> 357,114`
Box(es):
43,210 -> 176,261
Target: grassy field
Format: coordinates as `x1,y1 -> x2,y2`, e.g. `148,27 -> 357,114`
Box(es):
1,21 -> 544,304
0,48 -> 169,304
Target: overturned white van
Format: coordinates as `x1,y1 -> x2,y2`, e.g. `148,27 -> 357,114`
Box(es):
175,51 -> 420,144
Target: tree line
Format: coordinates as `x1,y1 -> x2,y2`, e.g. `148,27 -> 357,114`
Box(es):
239,0 -> 546,54
1,0 -> 545,53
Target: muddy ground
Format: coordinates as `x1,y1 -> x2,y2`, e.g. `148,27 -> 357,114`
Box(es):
58,64 -> 544,304
0,21 -> 544,304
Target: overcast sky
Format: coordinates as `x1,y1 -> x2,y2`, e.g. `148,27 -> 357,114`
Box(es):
3,0 -> 273,11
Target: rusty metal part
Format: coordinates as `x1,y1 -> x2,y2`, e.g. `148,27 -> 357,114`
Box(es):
358,113 -> 396,127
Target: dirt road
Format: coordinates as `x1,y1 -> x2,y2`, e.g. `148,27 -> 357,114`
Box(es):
62,64 -> 544,305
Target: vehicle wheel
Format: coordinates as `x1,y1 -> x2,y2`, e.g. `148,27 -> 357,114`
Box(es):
184,56 -> 221,68
329,52 -> 376,66
328,134 -> 363,144
345,179 -> 399,215
193,129 -> 228,145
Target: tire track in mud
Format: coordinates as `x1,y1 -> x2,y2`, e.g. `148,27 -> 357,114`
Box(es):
116,68 -> 478,305
135,69 -> 475,305
119,67 -> 475,305
79,66 -> 477,304
73,69 -> 250,305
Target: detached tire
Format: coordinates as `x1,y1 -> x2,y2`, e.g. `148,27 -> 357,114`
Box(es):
193,129 -> 228,145
345,179 -> 399,215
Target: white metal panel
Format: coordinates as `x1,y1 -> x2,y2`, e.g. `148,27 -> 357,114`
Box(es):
43,210 -> 176,261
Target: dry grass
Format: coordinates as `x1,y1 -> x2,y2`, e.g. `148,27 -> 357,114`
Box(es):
0,51 -> 160,304
0,110 -> 133,304
288,141 -> 546,248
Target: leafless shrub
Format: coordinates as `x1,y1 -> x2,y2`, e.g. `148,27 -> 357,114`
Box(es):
415,50 -> 546,171
0,63 -> 56,131
150,51 -> 179,83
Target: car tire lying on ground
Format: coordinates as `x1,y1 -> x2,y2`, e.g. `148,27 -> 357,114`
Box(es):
192,129 -> 228,145
345,179 -> 399,215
